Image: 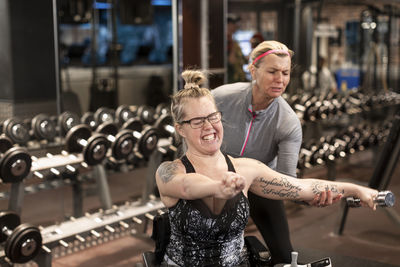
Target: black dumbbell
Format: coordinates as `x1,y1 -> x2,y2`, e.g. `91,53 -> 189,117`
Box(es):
119,114 -> 159,157
94,107 -> 115,125
30,113 -> 57,142
0,211 -> 42,264
96,122 -> 136,160
346,191 -> 395,208
0,136 -> 31,183
137,105 -> 156,125
115,105 -> 137,126
154,113 -> 179,149
125,126 -> 159,158
65,124 -> 109,165
154,114 -> 175,138
2,117 -> 30,145
81,111 -> 98,131
121,117 -> 143,133
0,135 -> 13,153
155,103 -> 170,117
58,111 -> 80,136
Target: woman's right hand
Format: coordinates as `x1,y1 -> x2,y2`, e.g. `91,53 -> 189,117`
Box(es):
217,172 -> 246,199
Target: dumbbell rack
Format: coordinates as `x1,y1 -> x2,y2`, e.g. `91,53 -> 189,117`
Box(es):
335,109 -> 400,235
0,198 -> 165,267
294,90 -> 400,180
4,151 -> 113,218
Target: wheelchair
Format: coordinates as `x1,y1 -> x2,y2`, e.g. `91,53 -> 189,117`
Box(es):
142,212 -> 273,267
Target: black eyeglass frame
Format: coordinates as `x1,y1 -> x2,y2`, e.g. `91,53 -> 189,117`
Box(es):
179,111 -> 223,129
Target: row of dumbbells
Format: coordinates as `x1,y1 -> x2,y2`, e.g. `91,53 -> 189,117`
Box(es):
286,91 -> 400,123
0,199 -> 165,264
0,103 -> 169,147
297,122 -> 391,170
81,102 -> 169,131
0,108 -> 179,185
0,125 -> 157,185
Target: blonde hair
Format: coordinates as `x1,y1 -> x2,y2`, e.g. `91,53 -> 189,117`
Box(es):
170,70 -> 216,152
170,70 -> 215,124
248,40 -> 294,70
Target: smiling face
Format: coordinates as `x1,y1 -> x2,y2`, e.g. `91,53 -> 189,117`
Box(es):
250,54 -> 291,102
175,96 -> 223,156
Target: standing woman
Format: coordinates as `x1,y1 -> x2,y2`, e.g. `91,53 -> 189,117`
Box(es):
155,69 -> 378,266
212,40 -> 322,264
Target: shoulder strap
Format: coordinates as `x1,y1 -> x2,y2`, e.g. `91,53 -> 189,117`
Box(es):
181,153 -> 235,173
180,155 -> 196,173
224,153 -> 236,172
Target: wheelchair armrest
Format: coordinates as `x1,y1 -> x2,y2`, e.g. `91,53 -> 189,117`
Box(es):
142,251 -> 160,267
244,235 -> 272,266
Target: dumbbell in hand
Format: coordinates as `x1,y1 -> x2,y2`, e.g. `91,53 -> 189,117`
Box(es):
0,136 -> 31,183
346,190 -> 395,208
0,211 -> 42,264
65,124 -> 109,165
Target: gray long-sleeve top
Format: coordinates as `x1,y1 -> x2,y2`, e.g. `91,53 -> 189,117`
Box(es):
211,82 -> 302,177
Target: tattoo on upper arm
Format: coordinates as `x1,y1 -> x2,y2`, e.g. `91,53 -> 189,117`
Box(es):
157,161 -> 178,183
311,182 -> 344,195
254,176 -> 302,199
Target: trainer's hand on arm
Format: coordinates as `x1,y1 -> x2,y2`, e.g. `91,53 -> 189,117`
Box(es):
306,180 -> 379,210
308,190 -> 343,207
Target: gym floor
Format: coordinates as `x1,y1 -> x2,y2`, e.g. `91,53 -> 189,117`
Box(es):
1,149 -> 399,267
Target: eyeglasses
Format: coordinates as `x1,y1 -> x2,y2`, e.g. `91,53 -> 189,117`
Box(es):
179,111 -> 222,129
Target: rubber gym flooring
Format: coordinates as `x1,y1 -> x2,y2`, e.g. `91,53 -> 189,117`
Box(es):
1,149 -> 399,267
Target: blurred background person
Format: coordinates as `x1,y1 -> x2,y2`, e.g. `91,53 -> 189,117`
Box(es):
227,14 -> 248,83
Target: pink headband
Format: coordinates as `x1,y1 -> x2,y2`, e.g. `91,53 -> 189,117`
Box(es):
252,49 -> 291,65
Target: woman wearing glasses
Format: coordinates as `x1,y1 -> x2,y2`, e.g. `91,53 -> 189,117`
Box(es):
155,69 -> 378,267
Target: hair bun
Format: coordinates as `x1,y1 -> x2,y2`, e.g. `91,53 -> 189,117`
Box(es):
181,70 -> 207,89
184,82 -> 198,89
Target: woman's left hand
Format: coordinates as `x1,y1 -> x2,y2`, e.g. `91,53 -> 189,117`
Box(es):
357,187 -> 379,210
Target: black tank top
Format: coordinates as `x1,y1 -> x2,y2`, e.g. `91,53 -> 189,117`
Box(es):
165,154 -> 250,266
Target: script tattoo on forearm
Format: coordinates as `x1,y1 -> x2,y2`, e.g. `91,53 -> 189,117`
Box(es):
256,177 -> 302,199
157,161 -> 178,183
311,181 -> 343,195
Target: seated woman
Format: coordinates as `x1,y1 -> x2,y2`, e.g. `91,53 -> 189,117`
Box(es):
155,70 -> 378,267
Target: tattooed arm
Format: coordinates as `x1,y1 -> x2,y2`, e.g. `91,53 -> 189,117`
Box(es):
155,160 -> 245,207
234,158 -> 378,209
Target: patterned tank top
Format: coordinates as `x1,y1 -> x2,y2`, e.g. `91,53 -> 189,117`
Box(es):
165,154 -> 250,266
